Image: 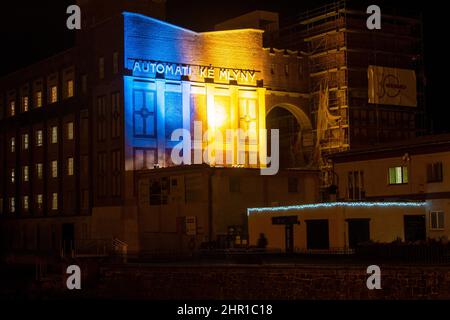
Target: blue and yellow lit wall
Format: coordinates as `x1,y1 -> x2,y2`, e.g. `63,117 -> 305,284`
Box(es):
123,12 -> 306,171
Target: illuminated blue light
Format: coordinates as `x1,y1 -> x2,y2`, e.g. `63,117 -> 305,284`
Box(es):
247,202 -> 427,216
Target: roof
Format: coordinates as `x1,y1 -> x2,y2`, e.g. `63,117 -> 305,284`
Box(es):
330,133 -> 450,163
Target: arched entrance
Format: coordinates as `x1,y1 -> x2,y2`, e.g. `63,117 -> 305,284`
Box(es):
266,103 -> 314,169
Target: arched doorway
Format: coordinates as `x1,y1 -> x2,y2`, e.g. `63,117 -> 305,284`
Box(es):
266,104 -> 314,169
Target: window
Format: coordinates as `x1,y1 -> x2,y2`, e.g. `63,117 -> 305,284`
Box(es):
97,96 -> 107,141
36,130 -> 43,147
11,169 -> 15,183
67,80 -> 74,98
0,198 -> 3,214
430,211 -> 445,230
23,196 -> 29,211
10,198 -> 15,213
99,57 -> 105,79
288,177 -> 299,193
22,96 -> 29,112
111,92 -> 121,138
51,126 -> 58,144
52,193 -> 58,211
10,100 -> 15,116
36,91 -> 43,107
50,86 -> 58,103
23,166 -> 29,182
149,177 -> 169,205
97,152 -> 107,197
427,162 -> 443,183
36,163 -> 43,179
113,52 -> 119,74
111,150 -> 121,197
37,194 -> 43,210
270,63 -> 275,75
229,177 -> 241,193
67,122 -> 74,140
22,134 -> 29,150
81,74 -> 88,94
51,160 -> 58,178
284,64 -> 289,76
67,157 -> 74,176
81,189 -> 89,209
388,166 -> 408,185
10,137 -> 15,153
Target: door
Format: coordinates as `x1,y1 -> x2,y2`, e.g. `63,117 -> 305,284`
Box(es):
404,215 -> 426,242
306,220 -> 329,250
62,223 -> 75,255
285,224 -> 294,253
348,219 -> 370,248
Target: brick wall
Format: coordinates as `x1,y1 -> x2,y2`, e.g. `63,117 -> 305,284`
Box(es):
95,264 -> 450,300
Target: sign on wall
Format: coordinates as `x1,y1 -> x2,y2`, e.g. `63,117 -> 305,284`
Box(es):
186,216 -> 197,236
130,59 -> 260,85
368,65 -> 417,107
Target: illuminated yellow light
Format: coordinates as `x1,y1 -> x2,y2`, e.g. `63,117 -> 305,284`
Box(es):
208,101 -> 227,130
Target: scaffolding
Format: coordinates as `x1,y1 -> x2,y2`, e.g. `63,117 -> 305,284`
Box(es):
277,0 -> 425,191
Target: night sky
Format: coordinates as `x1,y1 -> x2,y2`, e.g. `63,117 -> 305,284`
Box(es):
0,0 -> 447,132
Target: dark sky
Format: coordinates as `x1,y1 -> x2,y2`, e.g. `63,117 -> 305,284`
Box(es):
0,1 -> 447,132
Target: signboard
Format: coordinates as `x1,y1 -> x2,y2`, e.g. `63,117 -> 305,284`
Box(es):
130,59 -> 260,85
272,216 -> 299,225
185,216 -> 197,236
368,65 -> 417,107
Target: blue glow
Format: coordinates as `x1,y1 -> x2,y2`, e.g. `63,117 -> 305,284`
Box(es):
247,202 -> 427,216
123,12 -> 188,170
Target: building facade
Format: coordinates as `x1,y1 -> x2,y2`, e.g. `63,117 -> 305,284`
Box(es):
248,135 -> 450,252
0,1 -> 316,255
137,165 -> 318,253
331,134 -> 450,240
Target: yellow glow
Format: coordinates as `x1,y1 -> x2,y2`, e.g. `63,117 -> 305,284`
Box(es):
210,103 -> 227,129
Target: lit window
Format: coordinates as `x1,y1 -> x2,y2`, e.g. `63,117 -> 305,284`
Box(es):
50,86 -> 58,103
22,96 -> 29,112
36,91 -> 43,107
68,157 -> 74,176
23,166 -> 29,182
51,160 -> 58,178
430,211 -> 445,230
36,163 -> 43,179
388,166 -> 408,185
52,193 -> 58,211
10,198 -> 15,213
10,100 -> 15,116
37,194 -> 43,210
22,134 -> 29,150
23,196 -> 29,211
11,169 -> 15,183
36,130 -> 43,147
67,80 -> 74,98
51,126 -> 58,144
99,57 -> 105,79
10,137 -> 15,153
113,52 -> 119,74
67,122 -> 74,140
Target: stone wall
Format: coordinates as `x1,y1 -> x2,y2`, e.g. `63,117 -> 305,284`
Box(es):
95,264 -> 450,300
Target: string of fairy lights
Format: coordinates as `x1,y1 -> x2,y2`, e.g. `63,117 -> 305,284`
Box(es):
247,202 -> 427,216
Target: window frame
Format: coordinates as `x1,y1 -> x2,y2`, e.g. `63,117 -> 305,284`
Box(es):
430,211 -> 445,231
